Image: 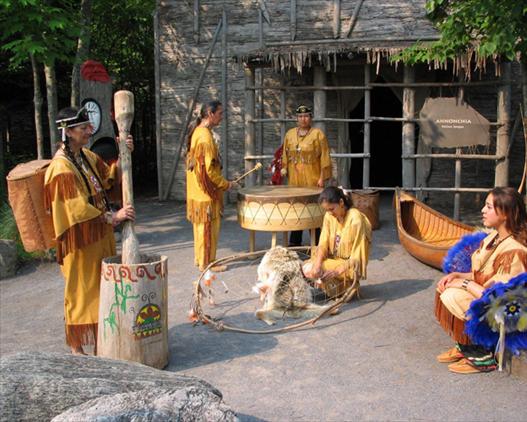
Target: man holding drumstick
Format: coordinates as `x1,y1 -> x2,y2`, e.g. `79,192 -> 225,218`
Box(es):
281,105 -> 332,246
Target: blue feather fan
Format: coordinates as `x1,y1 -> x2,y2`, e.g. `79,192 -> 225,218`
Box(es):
442,231 -> 487,274
465,272 -> 527,355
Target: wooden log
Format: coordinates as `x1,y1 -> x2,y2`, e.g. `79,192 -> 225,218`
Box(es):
290,0 -> 296,41
495,63 -> 511,187
193,0 -> 200,44
114,90 -> 140,265
154,10 -> 163,200
221,9 -> 228,180
313,66 -> 327,135
402,66 -> 416,188
333,0 -> 341,38
363,64 -> 371,187
244,66 -> 256,187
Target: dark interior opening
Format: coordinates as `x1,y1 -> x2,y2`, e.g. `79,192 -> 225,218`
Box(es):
348,77 -> 403,189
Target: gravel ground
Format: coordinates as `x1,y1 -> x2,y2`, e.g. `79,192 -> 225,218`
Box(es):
1,195 -> 526,421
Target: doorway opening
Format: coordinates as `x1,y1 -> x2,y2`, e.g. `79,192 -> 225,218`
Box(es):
348,79 -> 402,189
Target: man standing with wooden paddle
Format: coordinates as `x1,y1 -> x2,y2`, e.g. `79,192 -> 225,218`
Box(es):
186,100 -> 238,272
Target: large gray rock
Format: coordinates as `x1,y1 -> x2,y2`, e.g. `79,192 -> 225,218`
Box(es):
52,387 -> 237,421
0,352 -> 237,422
0,239 -> 17,279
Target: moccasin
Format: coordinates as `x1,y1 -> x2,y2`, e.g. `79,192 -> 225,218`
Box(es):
447,358 -> 483,374
436,347 -> 463,363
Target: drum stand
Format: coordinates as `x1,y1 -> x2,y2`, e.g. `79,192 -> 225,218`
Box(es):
247,229 -> 317,252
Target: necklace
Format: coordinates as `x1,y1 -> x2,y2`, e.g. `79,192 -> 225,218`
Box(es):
488,233 -> 512,250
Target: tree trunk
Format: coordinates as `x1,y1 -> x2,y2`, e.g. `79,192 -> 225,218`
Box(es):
44,61 -> 59,155
71,0 -> 93,107
30,53 -> 45,159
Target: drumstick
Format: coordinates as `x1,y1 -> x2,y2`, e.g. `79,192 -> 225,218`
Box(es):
233,162 -> 263,184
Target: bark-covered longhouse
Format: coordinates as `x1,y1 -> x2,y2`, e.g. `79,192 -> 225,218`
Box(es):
156,0 -> 525,218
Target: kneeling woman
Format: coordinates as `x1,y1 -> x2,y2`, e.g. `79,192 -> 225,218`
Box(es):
435,187 -> 527,373
303,186 -> 372,298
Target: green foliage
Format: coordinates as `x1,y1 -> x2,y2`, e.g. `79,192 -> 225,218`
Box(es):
0,0 -> 80,68
90,0 -> 155,98
394,0 -> 527,65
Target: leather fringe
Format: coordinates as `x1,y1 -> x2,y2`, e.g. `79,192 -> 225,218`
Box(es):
56,218 -> 109,265
44,173 -> 79,210
492,249 -> 527,275
434,291 -> 471,345
65,323 -> 97,348
196,152 -> 220,200
204,220 -> 212,266
187,199 -> 222,224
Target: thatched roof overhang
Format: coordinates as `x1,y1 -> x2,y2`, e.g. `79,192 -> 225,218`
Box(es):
236,37 -> 441,74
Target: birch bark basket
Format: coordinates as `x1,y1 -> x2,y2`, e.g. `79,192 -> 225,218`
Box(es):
97,90 -> 169,368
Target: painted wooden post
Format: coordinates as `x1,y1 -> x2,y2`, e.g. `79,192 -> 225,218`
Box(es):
313,66 -> 327,135
115,90 -> 140,265
402,65 -> 416,188
363,64 -> 371,188
245,66 -> 256,187
495,63 -> 511,187
221,9 -> 228,180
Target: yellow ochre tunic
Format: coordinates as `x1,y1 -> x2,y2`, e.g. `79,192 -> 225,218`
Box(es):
186,127 -> 229,270
44,148 -> 117,348
435,231 -> 527,344
311,208 -> 372,297
281,127 -> 332,187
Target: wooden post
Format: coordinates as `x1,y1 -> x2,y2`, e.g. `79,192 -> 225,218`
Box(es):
258,9 -> 263,47
333,0 -> 341,38
256,68 -> 264,184
193,0 -> 200,44
280,87 -> 286,141
495,62 -> 511,187
454,77 -> 464,220
115,91 -> 140,265
363,64 -> 371,188
221,9 -> 228,180
154,10 -> 163,199
402,65 -> 416,188
245,66 -> 256,187
290,0 -> 296,41
313,66 -> 327,135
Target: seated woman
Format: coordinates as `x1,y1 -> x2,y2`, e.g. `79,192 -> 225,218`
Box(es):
435,187 -> 527,374
303,186 -> 372,299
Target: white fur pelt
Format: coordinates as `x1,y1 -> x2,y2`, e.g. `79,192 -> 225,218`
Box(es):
254,246 -> 329,325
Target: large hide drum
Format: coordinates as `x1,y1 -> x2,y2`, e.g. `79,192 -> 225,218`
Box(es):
7,160 -> 56,252
237,186 -> 324,232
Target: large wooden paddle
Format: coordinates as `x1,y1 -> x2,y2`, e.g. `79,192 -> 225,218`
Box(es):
114,90 -> 140,264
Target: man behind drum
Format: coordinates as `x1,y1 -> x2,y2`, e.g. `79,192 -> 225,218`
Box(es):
281,105 -> 332,247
